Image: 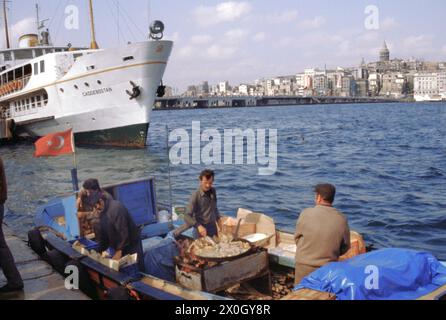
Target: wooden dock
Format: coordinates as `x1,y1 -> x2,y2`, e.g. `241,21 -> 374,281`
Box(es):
0,226 -> 89,300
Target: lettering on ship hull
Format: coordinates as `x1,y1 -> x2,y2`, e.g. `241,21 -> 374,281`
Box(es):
82,87 -> 113,97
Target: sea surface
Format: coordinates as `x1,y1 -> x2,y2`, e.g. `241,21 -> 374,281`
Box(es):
1,102 -> 445,259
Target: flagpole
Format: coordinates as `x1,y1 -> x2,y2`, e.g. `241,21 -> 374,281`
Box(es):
70,129 -> 79,192
166,125 -> 173,214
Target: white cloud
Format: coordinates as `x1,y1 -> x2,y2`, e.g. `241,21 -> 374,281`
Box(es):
357,32 -> 379,43
380,17 -> 399,31
278,36 -> 295,47
190,35 -> 213,45
253,32 -> 266,42
175,42 -> 239,61
167,32 -> 180,43
193,2 -> 252,26
177,45 -> 196,58
401,35 -> 435,54
442,45 -> 446,54
206,44 -> 237,59
298,16 -> 326,29
0,17 -> 36,47
265,10 -> 299,24
403,35 -> 433,49
224,29 -> 248,44
337,40 -> 352,56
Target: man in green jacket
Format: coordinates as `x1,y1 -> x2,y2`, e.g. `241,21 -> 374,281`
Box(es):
0,156 -> 24,293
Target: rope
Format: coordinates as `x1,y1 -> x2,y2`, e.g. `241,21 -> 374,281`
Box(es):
112,0 -> 145,38
105,0 -> 126,45
47,0 -> 63,30
52,0 -> 68,45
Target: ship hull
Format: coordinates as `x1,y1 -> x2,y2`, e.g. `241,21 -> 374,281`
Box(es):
74,123 -> 150,148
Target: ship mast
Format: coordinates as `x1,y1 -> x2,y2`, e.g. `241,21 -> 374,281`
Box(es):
88,0 -> 99,49
3,0 -> 10,49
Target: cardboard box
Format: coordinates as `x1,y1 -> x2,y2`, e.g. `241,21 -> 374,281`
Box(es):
237,209 -> 277,248
221,216 -> 256,238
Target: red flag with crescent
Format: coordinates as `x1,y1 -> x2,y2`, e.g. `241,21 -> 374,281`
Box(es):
34,129 -> 75,158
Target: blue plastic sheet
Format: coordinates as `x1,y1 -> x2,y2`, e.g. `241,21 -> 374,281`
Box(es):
294,248 -> 446,300
143,238 -> 179,282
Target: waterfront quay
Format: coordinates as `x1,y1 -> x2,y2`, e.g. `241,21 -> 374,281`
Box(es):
0,226 -> 89,301
154,95 -> 400,110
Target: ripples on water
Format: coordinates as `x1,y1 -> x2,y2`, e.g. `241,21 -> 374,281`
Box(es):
1,102 -> 445,259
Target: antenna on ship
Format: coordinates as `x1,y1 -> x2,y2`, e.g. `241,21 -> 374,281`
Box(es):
2,0 -> 10,49
36,3 -> 50,46
88,0 -> 99,49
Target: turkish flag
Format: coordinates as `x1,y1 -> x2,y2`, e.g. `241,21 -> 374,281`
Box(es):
34,129 -> 75,158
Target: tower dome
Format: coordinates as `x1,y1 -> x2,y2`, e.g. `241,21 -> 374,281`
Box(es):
380,41 -> 390,62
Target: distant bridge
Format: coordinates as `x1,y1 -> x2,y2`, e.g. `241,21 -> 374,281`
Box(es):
154,95 -> 401,110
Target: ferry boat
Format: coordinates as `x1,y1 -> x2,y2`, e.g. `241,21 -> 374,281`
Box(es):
0,1 -> 173,148
27,177 -> 446,300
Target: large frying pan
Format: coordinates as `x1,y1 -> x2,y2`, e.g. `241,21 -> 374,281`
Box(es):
191,238 -> 254,263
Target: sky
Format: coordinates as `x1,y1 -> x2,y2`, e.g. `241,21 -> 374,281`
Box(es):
1,0 -> 445,91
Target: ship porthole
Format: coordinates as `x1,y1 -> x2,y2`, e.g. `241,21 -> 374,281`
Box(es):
60,88 -> 64,93
97,80 -> 102,85
85,82 -> 90,87
74,85 -> 79,89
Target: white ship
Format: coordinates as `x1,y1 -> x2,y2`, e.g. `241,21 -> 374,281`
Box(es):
0,0 -> 173,147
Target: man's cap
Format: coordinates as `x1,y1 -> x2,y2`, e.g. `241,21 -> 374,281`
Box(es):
82,179 -> 101,191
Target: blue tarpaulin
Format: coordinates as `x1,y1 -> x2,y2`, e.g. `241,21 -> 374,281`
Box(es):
143,238 -> 179,282
294,248 -> 446,300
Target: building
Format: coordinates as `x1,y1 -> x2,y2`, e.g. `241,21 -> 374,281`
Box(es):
313,73 -> 328,96
368,73 -> 381,96
381,72 -> 408,98
196,81 -> 209,97
184,85 -> 197,97
355,79 -> 369,97
356,58 -> 369,80
238,84 -> 255,96
218,81 -> 230,95
414,72 -> 446,101
209,84 -> 219,96
178,38 -> 446,100
340,75 -> 356,97
164,86 -> 174,97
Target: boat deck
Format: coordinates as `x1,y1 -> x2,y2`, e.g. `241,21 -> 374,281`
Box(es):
0,226 -> 89,300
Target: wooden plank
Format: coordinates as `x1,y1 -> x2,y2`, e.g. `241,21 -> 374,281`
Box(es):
417,284 -> 446,300
281,289 -> 336,300
137,275 -> 229,300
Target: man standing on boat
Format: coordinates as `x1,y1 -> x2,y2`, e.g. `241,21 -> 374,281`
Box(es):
185,170 -> 223,238
0,156 -> 24,294
294,184 -> 351,285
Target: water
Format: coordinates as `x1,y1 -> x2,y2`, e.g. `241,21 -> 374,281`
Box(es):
1,102 -> 445,259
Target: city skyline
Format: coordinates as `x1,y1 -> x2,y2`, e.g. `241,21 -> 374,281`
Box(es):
1,0 -> 445,90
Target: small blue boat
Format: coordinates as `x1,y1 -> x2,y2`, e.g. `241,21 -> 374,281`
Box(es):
27,177 -> 446,300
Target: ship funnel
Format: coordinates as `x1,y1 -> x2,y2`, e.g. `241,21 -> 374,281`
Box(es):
18,34 -> 39,48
